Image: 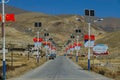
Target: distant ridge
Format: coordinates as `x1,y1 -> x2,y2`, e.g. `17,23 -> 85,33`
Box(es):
0,4 -> 29,14
95,17 -> 120,32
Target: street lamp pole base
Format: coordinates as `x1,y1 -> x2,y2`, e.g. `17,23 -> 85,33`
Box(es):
2,60 -> 6,80
88,59 -> 90,71
76,56 -> 78,62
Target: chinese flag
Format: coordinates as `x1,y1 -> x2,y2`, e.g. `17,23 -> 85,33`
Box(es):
39,38 -> 43,42
0,14 -> 2,21
84,35 -> 89,40
78,43 -> 82,46
84,35 -> 95,40
33,38 -> 37,42
90,35 -> 95,40
5,14 -> 15,22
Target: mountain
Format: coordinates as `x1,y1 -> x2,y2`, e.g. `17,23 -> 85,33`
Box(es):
0,4 -> 29,14
94,17 -> 120,32
96,31 -> 120,58
0,5 -> 120,55
0,12 -> 105,49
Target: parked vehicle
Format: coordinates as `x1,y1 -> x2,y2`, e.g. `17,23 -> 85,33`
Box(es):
49,53 -> 56,60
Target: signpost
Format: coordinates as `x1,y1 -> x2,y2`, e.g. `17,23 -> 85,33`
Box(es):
93,44 -> 108,55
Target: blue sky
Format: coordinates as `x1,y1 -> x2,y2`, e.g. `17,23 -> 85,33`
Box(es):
7,0 -> 120,18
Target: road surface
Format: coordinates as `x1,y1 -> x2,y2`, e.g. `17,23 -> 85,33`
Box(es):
9,56 -> 113,80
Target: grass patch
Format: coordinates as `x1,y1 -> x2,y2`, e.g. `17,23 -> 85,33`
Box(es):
72,57 -> 120,80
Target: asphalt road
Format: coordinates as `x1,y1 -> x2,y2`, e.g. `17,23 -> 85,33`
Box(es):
9,56 -> 113,80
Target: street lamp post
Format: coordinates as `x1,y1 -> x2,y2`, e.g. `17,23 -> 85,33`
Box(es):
34,22 -> 42,63
75,29 -> 81,62
70,34 -> 75,56
1,0 -> 9,80
85,9 -> 95,71
44,32 -> 49,60
49,38 -> 53,54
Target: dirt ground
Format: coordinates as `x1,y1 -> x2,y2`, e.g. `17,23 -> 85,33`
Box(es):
0,52 -> 46,79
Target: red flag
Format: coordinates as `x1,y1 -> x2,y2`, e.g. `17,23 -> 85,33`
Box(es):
78,43 -> 82,46
33,38 -> 37,42
66,48 -> 69,51
91,35 -> 95,40
84,35 -> 95,40
42,41 -> 50,45
84,35 -> 89,40
5,14 -> 15,22
69,45 -> 73,49
39,38 -> 43,42
0,14 -> 2,22
74,42 -> 77,46
74,42 -> 82,46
